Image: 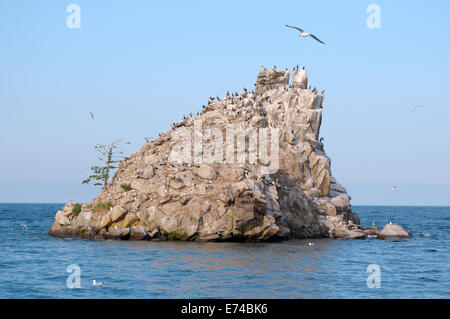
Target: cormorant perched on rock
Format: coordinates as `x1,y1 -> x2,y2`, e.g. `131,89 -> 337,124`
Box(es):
308,85 -> 311,89
319,137 -> 324,143
216,96 -> 220,101
296,64 -> 299,70
321,90 -> 325,94
209,97 -> 215,101
226,91 -> 230,96
303,66 -> 305,70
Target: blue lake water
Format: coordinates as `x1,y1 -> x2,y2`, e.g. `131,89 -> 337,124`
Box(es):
0,203 -> 448,298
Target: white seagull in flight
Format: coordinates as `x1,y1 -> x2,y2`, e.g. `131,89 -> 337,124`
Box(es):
413,105 -> 422,112
88,111 -> 94,120
285,25 -> 325,44
390,186 -> 397,191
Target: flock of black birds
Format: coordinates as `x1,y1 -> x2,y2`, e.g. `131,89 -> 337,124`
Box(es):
92,25 -> 327,145
147,63 -> 329,142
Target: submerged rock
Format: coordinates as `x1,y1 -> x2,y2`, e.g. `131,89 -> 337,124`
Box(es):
49,66 -> 363,242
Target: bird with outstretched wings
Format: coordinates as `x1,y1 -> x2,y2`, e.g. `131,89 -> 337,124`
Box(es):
285,25 -> 325,44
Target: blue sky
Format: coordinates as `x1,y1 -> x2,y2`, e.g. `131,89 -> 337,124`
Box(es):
0,0 -> 449,205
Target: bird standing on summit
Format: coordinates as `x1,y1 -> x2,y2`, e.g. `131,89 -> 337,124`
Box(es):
285,25 -> 325,44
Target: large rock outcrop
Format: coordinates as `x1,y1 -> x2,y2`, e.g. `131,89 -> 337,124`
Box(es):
49,66 -> 364,241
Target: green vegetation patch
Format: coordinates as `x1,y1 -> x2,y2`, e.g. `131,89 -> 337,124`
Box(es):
72,203 -> 82,216
120,183 -> 132,192
93,202 -> 112,214
167,232 -> 188,240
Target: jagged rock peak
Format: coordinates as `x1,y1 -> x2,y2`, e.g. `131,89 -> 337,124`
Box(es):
49,65 -> 363,242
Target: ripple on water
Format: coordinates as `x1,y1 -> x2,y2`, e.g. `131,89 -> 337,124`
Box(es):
0,204 -> 449,298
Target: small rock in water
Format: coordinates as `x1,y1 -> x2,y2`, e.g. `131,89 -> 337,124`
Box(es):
377,223 -> 411,239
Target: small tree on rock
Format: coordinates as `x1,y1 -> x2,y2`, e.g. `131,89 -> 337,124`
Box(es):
82,140 -> 129,189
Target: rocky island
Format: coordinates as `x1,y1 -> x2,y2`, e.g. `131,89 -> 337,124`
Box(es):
49,66 -> 409,241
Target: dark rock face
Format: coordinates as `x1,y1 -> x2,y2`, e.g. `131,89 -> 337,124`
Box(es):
49,66 -> 363,241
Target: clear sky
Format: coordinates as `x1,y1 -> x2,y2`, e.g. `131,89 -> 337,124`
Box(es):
1,0 -> 449,205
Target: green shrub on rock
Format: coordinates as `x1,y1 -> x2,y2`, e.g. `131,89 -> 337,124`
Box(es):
120,183 -> 132,192
93,202 -> 112,214
72,203 -> 82,216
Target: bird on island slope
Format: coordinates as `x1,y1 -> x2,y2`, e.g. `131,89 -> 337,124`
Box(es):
285,25 -> 325,44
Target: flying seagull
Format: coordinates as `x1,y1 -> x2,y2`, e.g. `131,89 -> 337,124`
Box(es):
88,111 -> 94,119
285,25 -> 325,44
20,224 -> 28,231
390,186 -> 397,191
413,105 -> 423,112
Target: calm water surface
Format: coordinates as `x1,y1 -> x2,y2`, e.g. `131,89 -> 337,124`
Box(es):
0,203 -> 448,298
